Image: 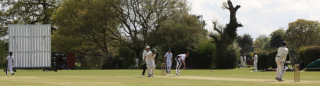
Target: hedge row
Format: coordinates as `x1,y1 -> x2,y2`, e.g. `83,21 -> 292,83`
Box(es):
299,46 -> 320,68
257,49 -> 290,69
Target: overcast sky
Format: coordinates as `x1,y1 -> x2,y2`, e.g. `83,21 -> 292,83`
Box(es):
188,0 -> 320,40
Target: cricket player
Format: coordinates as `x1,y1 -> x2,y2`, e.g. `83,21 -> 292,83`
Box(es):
275,41 -> 288,81
6,52 -> 15,75
142,46 -> 151,76
253,53 -> 258,72
242,54 -> 246,67
239,54 -> 244,68
164,49 -> 173,74
144,49 -> 157,77
175,52 -> 189,76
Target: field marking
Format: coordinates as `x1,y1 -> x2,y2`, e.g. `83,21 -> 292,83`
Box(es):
158,75 -> 319,84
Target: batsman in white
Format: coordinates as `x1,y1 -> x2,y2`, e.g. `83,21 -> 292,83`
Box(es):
175,52 -> 189,76
164,49 -> 173,74
253,53 -> 258,72
144,49 -> 157,77
275,41 -> 289,81
6,52 -> 15,75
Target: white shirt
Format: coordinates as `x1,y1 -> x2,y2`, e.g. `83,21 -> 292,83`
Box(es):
145,52 -> 156,62
6,55 -> 14,65
177,54 -> 186,61
142,50 -> 151,61
276,46 -> 289,61
254,55 -> 258,61
164,52 -> 173,61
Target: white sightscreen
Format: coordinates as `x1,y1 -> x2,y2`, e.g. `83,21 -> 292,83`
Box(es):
9,24 -> 51,68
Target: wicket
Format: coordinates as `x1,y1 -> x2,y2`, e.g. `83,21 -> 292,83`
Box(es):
294,64 -> 300,82
161,63 -> 166,76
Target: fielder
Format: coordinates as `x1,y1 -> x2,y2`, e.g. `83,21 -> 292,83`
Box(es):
144,49 -> 157,77
253,53 -> 258,72
164,49 -> 173,74
275,41 -> 288,81
141,46 -> 151,76
242,54 -> 246,67
6,52 -> 15,75
175,52 -> 189,76
239,54 -> 244,68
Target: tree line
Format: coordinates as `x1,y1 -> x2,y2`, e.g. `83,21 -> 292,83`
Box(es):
1,0 -> 319,69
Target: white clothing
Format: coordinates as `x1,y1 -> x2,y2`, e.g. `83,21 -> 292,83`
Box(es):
6,56 -> 14,65
253,55 -> 258,71
275,47 -> 288,79
175,54 -> 186,75
164,52 -> 173,73
242,56 -> 246,67
6,55 -> 14,74
164,52 -> 173,61
240,56 -> 244,67
145,52 -> 156,75
142,50 -> 151,61
176,54 -> 186,61
276,47 -> 289,61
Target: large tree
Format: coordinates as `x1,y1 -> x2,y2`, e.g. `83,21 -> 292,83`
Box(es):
52,0 -> 121,68
113,0 -> 193,58
253,35 -> 269,52
283,19 -> 320,49
237,34 -> 253,53
210,0 -> 243,69
269,28 -> 285,49
0,0 -> 60,31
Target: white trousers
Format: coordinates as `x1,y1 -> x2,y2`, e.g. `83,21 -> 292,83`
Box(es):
166,60 -> 172,73
146,61 -> 156,75
175,58 -> 182,75
275,58 -> 284,79
7,64 -> 14,74
254,60 -> 258,71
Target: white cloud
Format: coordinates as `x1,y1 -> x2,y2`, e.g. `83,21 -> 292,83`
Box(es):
188,0 -> 320,40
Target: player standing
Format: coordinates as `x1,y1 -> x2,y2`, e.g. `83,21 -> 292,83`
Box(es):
141,46 -> 151,76
253,53 -> 258,72
164,49 -> 173,74
175,52 -> 189,76
144,49 -> 157,77
275,41 -> 288,81
6,52 -> 15,75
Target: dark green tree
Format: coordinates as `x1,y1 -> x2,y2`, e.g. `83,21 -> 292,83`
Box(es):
210,0 -> 243,69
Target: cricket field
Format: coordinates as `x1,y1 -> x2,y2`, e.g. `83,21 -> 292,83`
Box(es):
0,68 -> 319,86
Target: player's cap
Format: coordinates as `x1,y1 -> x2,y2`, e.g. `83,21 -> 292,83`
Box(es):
281,41 -> 286,46
146,46 -> 150,49
168,49 -> 171,51
152,49 -> 156,52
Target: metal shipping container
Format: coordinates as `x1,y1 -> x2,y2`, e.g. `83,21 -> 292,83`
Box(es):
9,24 -> 51,68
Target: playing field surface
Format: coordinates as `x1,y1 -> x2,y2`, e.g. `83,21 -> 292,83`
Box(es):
0,68 -> 319,86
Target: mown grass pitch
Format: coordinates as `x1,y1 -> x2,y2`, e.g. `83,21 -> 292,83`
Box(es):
0,68 -> 319,86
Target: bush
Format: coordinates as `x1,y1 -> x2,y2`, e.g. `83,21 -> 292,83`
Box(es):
215,42 -> 241,69
188,42 -> 216,69
303,46 -> 320,67
268,49 -> 278,68
257,52 -> 269,70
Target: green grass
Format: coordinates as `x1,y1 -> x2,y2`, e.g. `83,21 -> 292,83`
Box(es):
0,68 -> 319,86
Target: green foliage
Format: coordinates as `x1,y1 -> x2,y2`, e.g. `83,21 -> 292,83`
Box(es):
0,40 -> 8,67
237,34 -> 254,53
284,19 -> 320,49
188,41 -> 216,69
257,52 -> 269,70
117,46 -> 136,69
269,28 -> 285,49
267,49 -> 278,68
302,46 -> 320,68
215,42 -> 241,69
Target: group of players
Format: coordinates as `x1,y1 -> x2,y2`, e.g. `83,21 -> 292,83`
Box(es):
140,41 -> 289,82
141,46 -> 189,77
